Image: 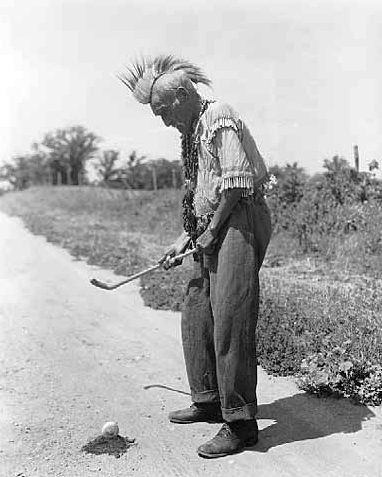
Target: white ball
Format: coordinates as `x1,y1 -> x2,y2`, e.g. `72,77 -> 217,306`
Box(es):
102,421 -> 119,437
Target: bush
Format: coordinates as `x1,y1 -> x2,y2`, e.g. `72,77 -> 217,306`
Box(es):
257,272 -> 382,404
297,352 -> 382,405
267,162 -> 307,232
266,159 -> 382,278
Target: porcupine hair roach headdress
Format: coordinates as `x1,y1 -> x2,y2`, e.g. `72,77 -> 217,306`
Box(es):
118,55 -> 212,104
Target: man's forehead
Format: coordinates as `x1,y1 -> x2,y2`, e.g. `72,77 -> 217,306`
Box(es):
150,94 -> 164,111
150,88 -> 172,112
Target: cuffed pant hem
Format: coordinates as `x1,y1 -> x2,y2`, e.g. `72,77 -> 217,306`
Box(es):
222,401 -> 257,422
191,389 -> 220,404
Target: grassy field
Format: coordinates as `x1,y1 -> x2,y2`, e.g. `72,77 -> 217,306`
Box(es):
1,186 -> 381,405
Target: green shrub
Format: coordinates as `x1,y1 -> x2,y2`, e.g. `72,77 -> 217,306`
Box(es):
298,352 -> 382,405
265,160 -> 382,278
258,272 -> 382,404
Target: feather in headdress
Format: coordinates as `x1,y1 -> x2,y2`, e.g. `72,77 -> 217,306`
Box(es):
118,55 -> 212,104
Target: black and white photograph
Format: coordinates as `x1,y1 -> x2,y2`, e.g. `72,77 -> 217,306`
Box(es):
0,0 -> 381,475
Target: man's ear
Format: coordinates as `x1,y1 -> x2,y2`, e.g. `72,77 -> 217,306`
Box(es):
175,86 -> 189,104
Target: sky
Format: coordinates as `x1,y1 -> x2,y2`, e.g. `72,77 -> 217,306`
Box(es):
1,0 -> 381,173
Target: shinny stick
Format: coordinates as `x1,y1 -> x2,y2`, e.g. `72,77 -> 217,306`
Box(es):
90,248 -> 197,291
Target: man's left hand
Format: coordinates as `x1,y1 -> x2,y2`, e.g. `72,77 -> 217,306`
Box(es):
196,228 -> 217,255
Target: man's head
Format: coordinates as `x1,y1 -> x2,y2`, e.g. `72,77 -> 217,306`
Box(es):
149,71 -> 200,134
119,55 -> 211,134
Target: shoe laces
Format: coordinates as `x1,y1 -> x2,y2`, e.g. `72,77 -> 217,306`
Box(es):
216,423 -> 235,439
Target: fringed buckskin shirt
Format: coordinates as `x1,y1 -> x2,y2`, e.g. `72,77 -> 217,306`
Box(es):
194,101 -> 268,217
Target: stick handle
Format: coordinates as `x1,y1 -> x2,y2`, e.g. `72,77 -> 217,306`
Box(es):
112,263 -> 161,288
110,247 -> 197,290
168,247 -> 197,263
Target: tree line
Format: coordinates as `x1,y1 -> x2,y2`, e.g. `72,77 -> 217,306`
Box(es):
0,125 -> 184,191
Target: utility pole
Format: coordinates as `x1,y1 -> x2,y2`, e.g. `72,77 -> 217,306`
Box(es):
152,165 -> 157,191
353,145 -> 359,173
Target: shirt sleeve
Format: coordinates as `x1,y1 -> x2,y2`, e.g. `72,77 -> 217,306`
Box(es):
213,126 -> 255,195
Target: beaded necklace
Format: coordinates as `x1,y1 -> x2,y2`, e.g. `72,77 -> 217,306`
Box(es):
181,99 -> 211,245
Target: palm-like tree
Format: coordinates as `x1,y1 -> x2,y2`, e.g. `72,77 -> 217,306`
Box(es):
42,126 -> 101,185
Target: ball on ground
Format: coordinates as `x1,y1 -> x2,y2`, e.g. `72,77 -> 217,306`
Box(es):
102,421 -> 119,437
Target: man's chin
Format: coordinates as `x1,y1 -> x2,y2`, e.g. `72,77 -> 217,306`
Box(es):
172,123 -> 189,134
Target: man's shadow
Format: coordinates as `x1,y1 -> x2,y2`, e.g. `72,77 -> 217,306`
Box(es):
143,384 -> 376,452
251,392 -> 375,452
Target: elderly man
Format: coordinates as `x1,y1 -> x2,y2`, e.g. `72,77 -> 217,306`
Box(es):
120,56 -> 272,458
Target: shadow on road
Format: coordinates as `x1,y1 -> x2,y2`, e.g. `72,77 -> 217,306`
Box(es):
252,392 -> 375,452
143,384 -> 376,455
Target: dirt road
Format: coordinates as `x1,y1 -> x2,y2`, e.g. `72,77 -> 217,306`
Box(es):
0,211 -> 381,477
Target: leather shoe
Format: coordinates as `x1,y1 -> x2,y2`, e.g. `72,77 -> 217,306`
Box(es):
197,420 -> 258,458
168,403 -> 223,424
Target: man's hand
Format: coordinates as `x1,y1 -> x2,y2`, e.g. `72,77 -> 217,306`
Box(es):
196,228 -> 217,255
196,189 -> 242,255
159,232 -> 191,270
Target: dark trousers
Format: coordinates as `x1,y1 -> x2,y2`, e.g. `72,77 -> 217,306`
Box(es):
181,197 -> 272,422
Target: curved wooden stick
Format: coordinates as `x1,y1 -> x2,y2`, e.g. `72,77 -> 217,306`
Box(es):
90,248 -> 197,291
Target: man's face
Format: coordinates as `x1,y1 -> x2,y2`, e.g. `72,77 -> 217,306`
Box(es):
150,81 -> 194,134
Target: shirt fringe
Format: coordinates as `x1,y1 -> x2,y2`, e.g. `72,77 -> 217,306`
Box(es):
221,175 -> 254,197
206,117 -> 241,152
